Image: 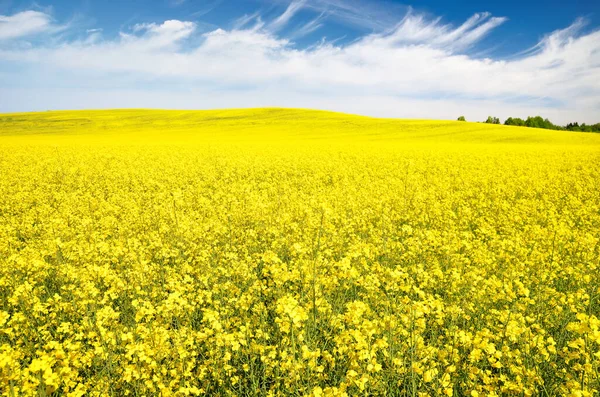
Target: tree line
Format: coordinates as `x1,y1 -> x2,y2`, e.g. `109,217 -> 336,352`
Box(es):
456,115 -> 600,133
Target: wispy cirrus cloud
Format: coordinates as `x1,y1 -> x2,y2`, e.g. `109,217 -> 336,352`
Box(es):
0,3 -> 599,123
289,11 -> 327,38
285,0 -> 408,32
359,10 -> 507,51
232,12 -> 263,30
268,0 -> 306,31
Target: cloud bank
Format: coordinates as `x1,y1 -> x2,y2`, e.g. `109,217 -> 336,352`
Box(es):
0,4 -> 599,123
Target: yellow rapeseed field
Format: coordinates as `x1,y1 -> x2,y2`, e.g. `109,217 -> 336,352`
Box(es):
0,108 -> 599,396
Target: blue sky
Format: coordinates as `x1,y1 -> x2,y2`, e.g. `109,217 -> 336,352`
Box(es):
0,0 -> 599,123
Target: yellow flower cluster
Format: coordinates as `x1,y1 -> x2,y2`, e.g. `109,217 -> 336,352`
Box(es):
0,109 -> 599,396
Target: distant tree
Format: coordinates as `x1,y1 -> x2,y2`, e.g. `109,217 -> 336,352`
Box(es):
576,123 -> 600,133
525,116 -> 543,129
501,116 -> 599,133
566,122 -> 580,131
505,117 -> 525,126
565,122 -> 579,130
524,116 -> 562,130
485,116 -> 500,124
457,116 -> 466,121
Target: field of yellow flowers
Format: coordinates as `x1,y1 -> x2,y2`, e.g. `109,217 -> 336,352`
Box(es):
1,108 -> 599,396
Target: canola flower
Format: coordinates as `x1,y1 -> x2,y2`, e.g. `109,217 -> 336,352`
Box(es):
0,108 -> 599,396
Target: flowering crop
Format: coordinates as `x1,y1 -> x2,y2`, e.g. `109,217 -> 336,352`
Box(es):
0,109 -> 599,396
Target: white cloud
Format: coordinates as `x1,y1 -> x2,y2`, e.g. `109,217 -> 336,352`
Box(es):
0,7 -> 599,123
128,20 -> 196,49
0,10 -> 54,40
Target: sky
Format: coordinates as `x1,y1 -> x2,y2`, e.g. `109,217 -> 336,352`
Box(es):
0,0 -> 599,124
